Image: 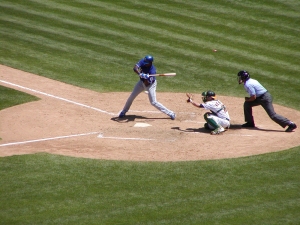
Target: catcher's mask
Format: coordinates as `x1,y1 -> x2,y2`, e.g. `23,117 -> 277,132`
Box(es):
202,90 -> 216,102
237,70 -> 250,84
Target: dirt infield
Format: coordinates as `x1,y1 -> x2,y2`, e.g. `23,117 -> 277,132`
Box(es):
1,65 -> 299,161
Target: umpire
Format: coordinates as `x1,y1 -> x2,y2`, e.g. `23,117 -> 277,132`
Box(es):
237,70 -> 297,132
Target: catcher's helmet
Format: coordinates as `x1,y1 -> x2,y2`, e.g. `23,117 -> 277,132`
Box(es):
202,90 -> 216,102
237,70 -> 250,84
143,55 -> 154,65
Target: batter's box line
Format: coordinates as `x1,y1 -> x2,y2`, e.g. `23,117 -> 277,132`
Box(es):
97,133 -> 176,142
183,120 -> 205,124
128,110 -> 196,115
0,132 -> 100,147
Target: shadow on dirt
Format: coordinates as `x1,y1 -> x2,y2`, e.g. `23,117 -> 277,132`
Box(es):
111,115 -> 171,123
171,123 -> 284,134
230,124 -> 284,132
171,126 -> 210,133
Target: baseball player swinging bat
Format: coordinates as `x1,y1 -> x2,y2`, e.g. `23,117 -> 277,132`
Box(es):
149,73 -> 176,77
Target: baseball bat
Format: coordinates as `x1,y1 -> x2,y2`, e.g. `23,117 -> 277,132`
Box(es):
149,73 -> 176,77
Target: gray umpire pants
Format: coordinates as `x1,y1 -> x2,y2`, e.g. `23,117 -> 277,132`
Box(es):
244,92 -> 291,128
122,80 -> 174,116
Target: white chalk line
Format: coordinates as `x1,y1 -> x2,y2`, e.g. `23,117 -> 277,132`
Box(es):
186,132 -> 254,136
0,80 -> 196,117
0,80 -> 115,116
0,132 -> 162,147
97,133 -> 155,141
97,134 -> 177,142
129,110 -> 195,115
0,79 -> 192,146
0,79 -> 253,142
183,120 -> 205,124
227,134 -> 254,137
0,80 -> 157,146
0,132 -> 99,147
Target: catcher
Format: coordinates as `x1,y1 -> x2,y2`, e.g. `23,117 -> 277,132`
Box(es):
186,91 -> 230,135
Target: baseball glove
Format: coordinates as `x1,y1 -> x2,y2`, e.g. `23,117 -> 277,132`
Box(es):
186,93 -> 193,103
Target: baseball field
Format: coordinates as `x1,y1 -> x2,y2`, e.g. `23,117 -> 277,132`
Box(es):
1,0 -> 299,224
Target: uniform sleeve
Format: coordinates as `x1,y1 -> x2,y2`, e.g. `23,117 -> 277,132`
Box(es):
201,102 -> 209,110
136,59 -> 144,68
246,85 -> 256,96
201,101 -> 218,114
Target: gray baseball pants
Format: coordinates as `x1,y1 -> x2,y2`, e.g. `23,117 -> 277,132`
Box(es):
122,80 -> 174,116
244,91 -> 291,128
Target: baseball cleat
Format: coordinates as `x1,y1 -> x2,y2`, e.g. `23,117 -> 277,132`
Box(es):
211,127 -> 225,135
170,113 -> 176,120
118,111 -> 126,118
242,122 -> 255,127
285,122 -> 297,132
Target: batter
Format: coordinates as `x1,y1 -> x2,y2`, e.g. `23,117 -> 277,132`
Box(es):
119,55 -> 176,120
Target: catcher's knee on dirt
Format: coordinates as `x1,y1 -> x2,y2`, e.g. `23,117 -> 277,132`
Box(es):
204,112 -> 219,129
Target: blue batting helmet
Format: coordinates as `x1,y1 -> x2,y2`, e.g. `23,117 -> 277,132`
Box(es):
143,55 -> 154,65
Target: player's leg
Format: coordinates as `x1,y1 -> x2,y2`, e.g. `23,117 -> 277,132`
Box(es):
218,118 -> 230,130
147,81 -> 175,119
204,113 -> 218,129
243,100 -> 260,127
119,81 -> 144,117
204,113 -> 225,134
260,92 -> 291,128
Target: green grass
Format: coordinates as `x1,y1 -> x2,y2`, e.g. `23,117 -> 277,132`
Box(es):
1,150 -> 299,225
0,86 -> 39,110
0,0 -> 299,108
0,0 -> 300,224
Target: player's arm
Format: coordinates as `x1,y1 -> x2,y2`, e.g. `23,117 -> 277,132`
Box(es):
134,65 -> 150,79
245,95 -> 256,102
133,65 -> 141,75
189,99 -> 204,108
245,85 -> 256,102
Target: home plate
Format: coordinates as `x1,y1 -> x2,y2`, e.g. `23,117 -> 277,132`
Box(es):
134,123 -> 152,127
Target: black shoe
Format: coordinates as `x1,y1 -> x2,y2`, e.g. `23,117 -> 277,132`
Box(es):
242,122 -> 255,127
285,123 -> 297,132
119,111 -> 126,118
204,123 -> 210,130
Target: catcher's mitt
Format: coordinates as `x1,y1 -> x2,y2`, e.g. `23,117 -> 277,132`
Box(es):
186,93 -> 193,103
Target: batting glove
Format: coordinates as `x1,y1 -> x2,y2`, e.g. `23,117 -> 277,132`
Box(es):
139,73 -> 149,79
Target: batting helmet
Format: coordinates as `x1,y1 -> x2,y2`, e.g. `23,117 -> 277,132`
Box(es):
143,55 -> 154,65
237,70 -> 250,84
202,90 -> 216,102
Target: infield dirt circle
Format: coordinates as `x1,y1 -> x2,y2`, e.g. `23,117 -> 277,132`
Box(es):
1,65 -> 299,161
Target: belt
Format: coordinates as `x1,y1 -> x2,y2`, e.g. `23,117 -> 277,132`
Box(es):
142,79 -> 151,87
258,91 -> 268,98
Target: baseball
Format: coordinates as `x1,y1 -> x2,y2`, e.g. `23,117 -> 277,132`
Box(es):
213,49 -> 217,52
